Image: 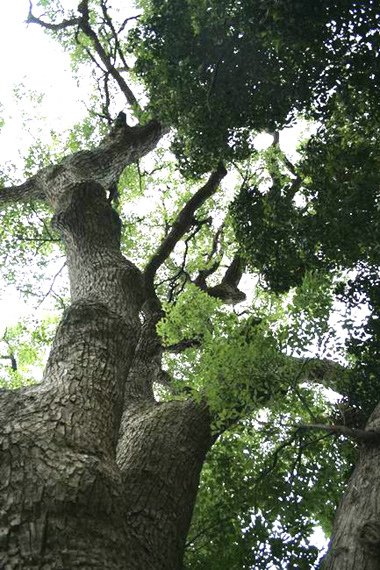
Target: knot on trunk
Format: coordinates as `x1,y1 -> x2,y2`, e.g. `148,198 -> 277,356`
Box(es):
52,181 -> 121,249
359,519 -> 380,555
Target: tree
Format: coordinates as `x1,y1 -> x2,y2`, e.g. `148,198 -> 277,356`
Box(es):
0,1 -> 379,568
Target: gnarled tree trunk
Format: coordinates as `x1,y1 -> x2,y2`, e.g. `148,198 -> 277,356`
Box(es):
0,123 -> 212,569
323,404 -> 380,569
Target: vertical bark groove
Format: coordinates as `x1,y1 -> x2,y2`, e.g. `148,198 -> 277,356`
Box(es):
118,400 -> 212,569
323,404 -> 380,569
0,177 -> 213,568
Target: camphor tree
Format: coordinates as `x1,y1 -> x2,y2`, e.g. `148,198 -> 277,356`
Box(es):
0,0 -> 379,568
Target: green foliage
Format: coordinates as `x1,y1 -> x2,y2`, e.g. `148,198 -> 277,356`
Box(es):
185,405 -> 354,569
276,271 -> 337,357
230,181 -> 314,292
131,0 -> 378,174
230,93 -> 380,293
0,315 -> 59,389
159,279 -> 341,431
332,270 -> 380,427
298,99 -> 380,270
158,284 -> 221,346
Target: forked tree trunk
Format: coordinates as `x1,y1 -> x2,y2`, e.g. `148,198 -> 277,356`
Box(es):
0,179 -> 212,569
323,404 -> 380,569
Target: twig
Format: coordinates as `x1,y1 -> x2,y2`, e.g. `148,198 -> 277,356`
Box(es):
78,1 -> 140,109
35,262 -> 67,309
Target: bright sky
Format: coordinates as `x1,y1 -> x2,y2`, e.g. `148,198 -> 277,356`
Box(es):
0,2 -> 89,164
0,2 -> 89,330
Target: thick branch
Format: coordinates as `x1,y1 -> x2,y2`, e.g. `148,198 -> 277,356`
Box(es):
144,163 -> 227,290
0,176 -> 43,204
206,254 -> 246,304
295,357 -> 348,394
164,338 -> 202,353
0,118 -> 164,208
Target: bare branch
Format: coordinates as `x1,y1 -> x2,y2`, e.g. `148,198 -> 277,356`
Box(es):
99,0 -> 130,72
28,1 -> 140,109
144,163 -> 227,291
27,2 -> 81,30
118,14 -> 140,35
77,1 -> 140,109
298,423 -> 380,444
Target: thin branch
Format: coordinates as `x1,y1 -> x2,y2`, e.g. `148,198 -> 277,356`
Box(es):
99,0 -> 130,71
0,354 -> 17,371
163,338 -> 202,353
30,204 -> 57,242
28,1 -> 140,109
75,30 -> 107,74
101,72 -> 112,123
118,14 -> 140,35
193,222 -> 225,289
27,2 -> 81,30
1,331 -> 18,371
298,423 -> 380,444
77,1 -> 140,109
164,221 -> 210,302
36,262 -> 67,309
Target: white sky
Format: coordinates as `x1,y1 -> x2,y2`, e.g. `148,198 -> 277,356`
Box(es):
0,2 -> 89,164
0,2 -> 88,332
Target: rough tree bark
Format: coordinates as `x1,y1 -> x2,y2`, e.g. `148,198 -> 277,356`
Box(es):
0,120 -> 214,569
322,403 -> 380,570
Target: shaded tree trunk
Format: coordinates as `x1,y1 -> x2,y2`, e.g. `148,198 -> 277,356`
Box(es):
323,404 -> 380,569
0,133 -> 212,568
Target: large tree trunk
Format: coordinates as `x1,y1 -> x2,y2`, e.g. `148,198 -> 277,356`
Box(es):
322,404 -> 380,569
0,177 -> 212,568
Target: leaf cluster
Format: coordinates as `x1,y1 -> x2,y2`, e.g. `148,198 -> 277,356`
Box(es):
131,0 -> 378,174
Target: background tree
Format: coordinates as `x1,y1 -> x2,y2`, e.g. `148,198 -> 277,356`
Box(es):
0,1 -> 379,568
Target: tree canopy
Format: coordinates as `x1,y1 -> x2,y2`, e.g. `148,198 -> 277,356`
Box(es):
0,1 -> 379,568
